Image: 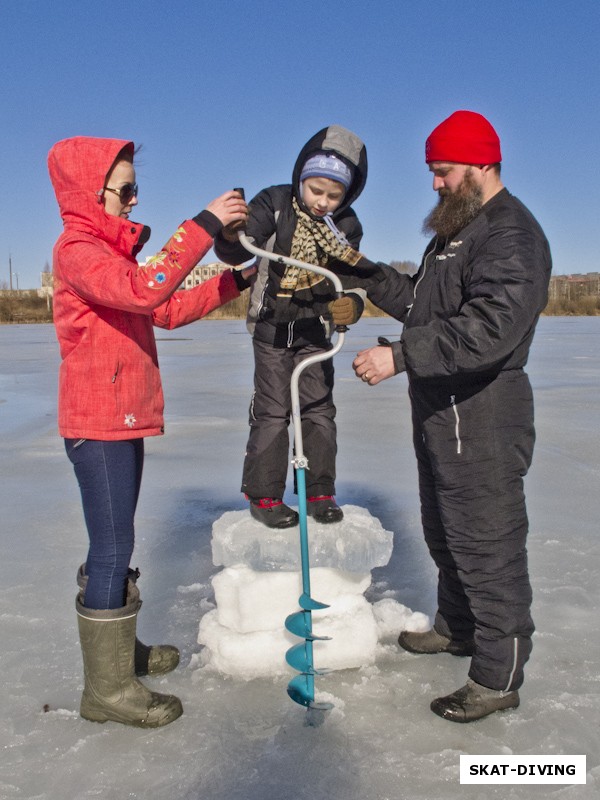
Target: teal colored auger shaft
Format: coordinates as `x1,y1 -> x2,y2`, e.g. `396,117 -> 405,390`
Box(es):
237,228 -> 346,713
285,344 -> 343,712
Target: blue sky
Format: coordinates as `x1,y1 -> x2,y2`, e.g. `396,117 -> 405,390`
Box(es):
1,0 -> 598,288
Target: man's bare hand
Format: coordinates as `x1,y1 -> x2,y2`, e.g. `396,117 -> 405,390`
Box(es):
352,346 -> 397,385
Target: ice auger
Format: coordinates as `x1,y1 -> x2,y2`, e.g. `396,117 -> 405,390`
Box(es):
236,201 -> 348,716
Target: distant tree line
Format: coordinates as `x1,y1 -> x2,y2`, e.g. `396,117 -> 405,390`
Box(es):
209,265 -> 600,319
544,273 -> 600,315
2,267 -> 600,323
0,290 -> 53,323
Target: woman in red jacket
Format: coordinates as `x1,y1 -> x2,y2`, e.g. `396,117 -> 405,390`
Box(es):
48,136 -> 252,728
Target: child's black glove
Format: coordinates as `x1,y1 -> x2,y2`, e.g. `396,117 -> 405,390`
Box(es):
328,292 -> 364,325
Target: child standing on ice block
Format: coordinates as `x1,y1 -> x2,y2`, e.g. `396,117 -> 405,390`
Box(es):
215,125 -> 376,529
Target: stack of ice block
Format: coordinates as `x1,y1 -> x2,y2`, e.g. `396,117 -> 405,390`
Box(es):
198,505 -> 420,680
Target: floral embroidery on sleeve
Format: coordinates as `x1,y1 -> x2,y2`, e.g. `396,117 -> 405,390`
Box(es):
139,227 -> 188,289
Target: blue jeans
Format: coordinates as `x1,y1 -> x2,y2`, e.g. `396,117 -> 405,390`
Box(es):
65,438 -> 144,609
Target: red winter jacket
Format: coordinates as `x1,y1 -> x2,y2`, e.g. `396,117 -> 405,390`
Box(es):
48,136 -> 240,440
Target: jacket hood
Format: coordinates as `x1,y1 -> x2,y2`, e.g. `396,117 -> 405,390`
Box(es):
292,125 -> 367,216
48,136 -> 147,254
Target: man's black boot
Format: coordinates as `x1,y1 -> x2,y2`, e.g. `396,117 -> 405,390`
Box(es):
430,678 -> 520,723
398,627 -> 474,657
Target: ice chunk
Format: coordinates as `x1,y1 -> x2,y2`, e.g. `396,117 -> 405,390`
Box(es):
212,565 -> 372,633
198,506 -> 424,679
198,594 -> 379,679
211,505 -> 394,572
198,610 -> 296,678
372,598 -> 430,642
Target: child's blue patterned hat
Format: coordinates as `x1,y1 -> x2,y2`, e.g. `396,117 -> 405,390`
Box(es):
300,152 -> 353,189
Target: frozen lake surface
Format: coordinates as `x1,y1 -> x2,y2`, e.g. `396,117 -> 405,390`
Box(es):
0,316 -> 598,799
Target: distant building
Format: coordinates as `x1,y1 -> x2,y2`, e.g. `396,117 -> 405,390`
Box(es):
182,262 -> 228,289
38,270 -> 54,299
548,273 -> 600,301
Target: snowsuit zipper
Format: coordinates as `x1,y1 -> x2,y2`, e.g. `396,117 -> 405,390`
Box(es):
505,637 -> 519,691
407,237 -> 438,317
450,394 -> 462,454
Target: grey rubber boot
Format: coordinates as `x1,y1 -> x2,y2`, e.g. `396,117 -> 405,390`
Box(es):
398,627 -> 474,657
77,565 -> 179,676
76,586 -> 183,727
430,678 -> 520,723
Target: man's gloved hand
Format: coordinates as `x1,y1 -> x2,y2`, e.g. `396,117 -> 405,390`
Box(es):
336,246 -> 366,267
328,291 -> 365,325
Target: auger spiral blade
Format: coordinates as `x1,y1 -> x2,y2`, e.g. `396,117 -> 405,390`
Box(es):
287,675 -> 334,713
285,641 -> 332,674
285,610 -> 332,640
285,642 -> 318,673
299,592 -> 329,611
287,674 -> 314,707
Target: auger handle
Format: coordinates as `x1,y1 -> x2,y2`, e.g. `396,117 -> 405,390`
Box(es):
238,232 -> 345,297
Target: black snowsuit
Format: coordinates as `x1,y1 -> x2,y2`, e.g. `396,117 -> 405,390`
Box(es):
214,125 -> 369,499
367,188 -> 552,691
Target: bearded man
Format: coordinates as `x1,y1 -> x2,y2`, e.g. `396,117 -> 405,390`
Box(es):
351,111 -> 552,722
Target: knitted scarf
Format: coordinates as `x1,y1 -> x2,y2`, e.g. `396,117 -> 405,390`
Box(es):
279,198 -> 353,293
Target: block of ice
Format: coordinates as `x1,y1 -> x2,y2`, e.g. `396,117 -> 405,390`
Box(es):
212,565 -> 372,633
198,610 -> 296,679
372,598 -> 430,642
198,594 -> 380,679
211,505 -> 393,572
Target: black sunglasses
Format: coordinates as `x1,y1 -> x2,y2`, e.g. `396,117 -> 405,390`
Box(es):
103,182 -> 139,204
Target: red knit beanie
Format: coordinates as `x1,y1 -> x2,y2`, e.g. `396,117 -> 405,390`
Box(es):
425,110 -> 501,165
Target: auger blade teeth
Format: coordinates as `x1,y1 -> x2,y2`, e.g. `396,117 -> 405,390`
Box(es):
308,700 -> 334,712
299,592 -> 329,611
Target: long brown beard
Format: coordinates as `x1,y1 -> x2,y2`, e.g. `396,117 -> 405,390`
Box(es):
422,169 -> 483,239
